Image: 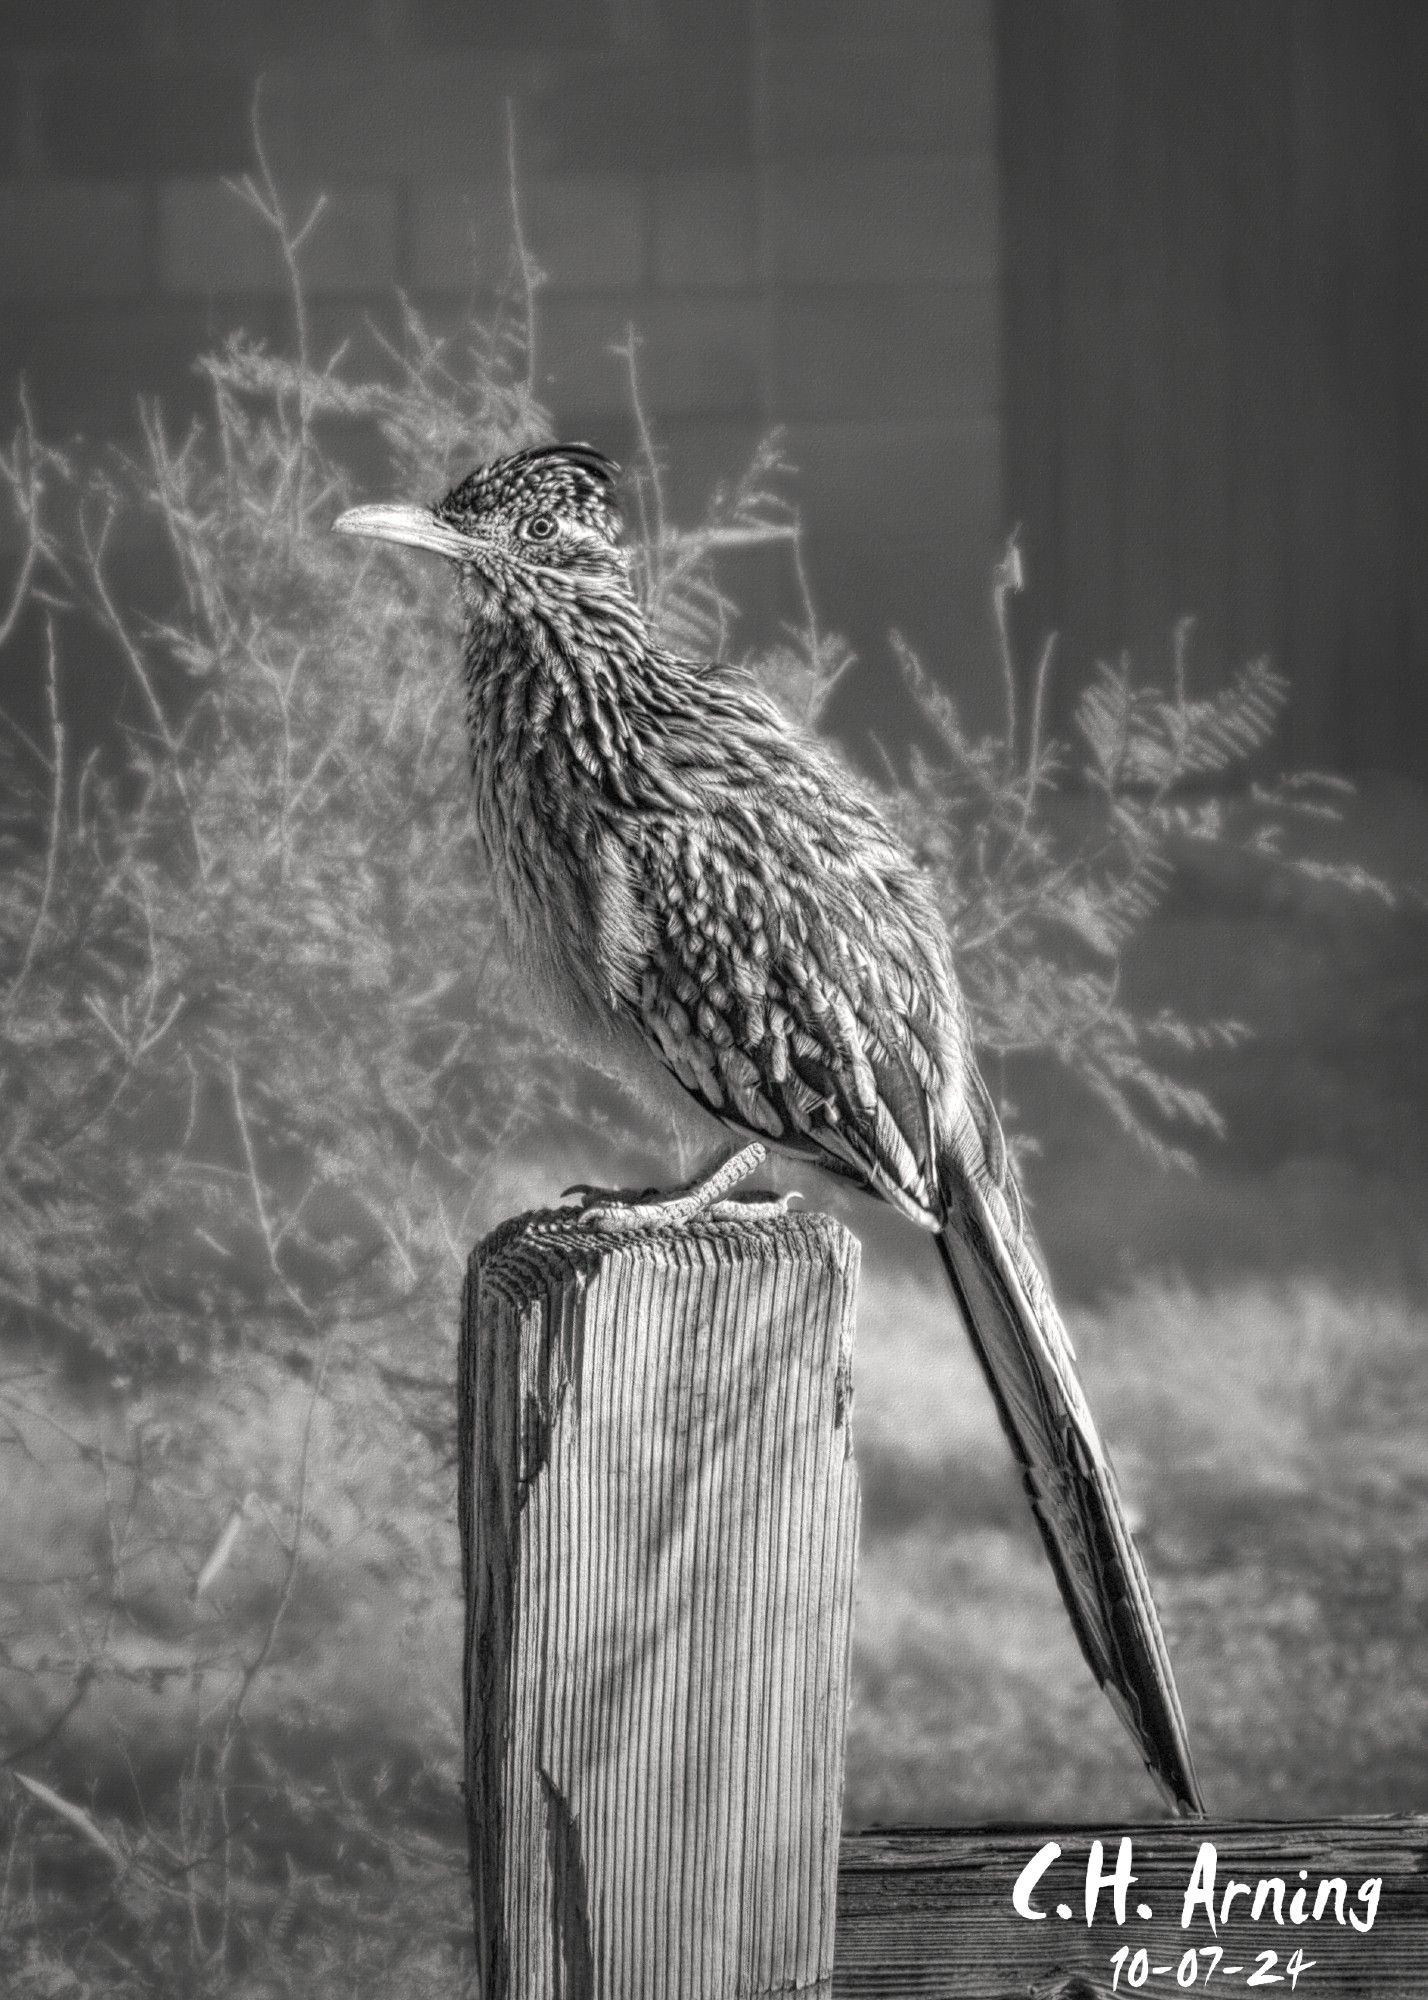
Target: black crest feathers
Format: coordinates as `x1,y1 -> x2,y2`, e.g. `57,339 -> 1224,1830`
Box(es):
437,443 -> 622,542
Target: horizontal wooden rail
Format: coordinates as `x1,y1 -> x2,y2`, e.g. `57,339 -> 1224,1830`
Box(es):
834,1819 -> 1428,1996
457,1191 -> 1426,1996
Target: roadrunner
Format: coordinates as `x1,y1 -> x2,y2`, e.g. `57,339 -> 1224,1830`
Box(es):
335,443 -> 1204,1816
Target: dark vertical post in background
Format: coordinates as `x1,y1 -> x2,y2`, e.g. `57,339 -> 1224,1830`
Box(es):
1115,0 -> 1173,676
1057,0 -> 1124,682
1223,0 -> 1290,689
1286,0 -> 1351,768
997,0 -> 1428,776
1406,2 -> 1428,758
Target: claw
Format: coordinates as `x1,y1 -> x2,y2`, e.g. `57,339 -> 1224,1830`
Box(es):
571,1144 -> 771,1236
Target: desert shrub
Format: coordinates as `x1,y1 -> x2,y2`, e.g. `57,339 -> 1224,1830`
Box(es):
874,559 -> 1391,1170
0,157 -> 1392,1993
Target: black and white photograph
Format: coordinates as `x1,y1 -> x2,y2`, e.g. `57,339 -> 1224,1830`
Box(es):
1,2 -> 1426,1993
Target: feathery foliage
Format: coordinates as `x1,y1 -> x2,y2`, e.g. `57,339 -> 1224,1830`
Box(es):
0,155 -> 1397,1995
870,554 -> 1391,1169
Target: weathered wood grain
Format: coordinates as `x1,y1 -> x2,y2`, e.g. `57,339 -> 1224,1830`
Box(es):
460,1201 -> 861,1999
834,1819 -> 1428,1996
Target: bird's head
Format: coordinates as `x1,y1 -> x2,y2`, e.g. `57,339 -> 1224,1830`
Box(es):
333,443 -> 628,620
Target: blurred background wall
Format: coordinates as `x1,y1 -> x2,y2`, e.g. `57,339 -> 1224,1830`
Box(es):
2,0 -> 1425,771
0,0 -> 1002,742
3,7 -> 1428,1927
1001,0 -> 1428,773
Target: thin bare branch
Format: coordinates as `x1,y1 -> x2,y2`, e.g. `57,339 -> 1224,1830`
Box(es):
12,1771 -> 118,1865
226,1331 -> 333,1729
991,529 -> 1023,767
505,98 -> 541,398
79,494 -> 208,873
617,329 -> 668,554
4,617 -> 64,1018
229,78 -> 327,523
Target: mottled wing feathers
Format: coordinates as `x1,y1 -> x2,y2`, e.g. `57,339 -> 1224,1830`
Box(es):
624,764 -> 951,1227
590,656 -> 1201,1815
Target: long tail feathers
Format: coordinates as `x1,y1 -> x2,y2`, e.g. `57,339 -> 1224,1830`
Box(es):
935,1189 -> 1204,1817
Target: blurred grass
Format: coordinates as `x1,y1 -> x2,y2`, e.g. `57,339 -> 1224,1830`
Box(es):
2,782 -> 1427,1992
842,782 -> 1428,1825
847,1264 -> 1428,1824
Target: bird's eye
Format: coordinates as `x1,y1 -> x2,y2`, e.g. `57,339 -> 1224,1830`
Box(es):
524,513 -> 557,542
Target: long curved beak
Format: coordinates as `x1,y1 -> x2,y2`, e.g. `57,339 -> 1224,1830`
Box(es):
332,502 -> 473,562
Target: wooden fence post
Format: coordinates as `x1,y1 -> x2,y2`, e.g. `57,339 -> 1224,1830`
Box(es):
459,1197 -> 861,2000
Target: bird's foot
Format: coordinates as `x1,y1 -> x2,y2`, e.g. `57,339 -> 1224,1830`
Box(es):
561,1144 -> 795,1235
